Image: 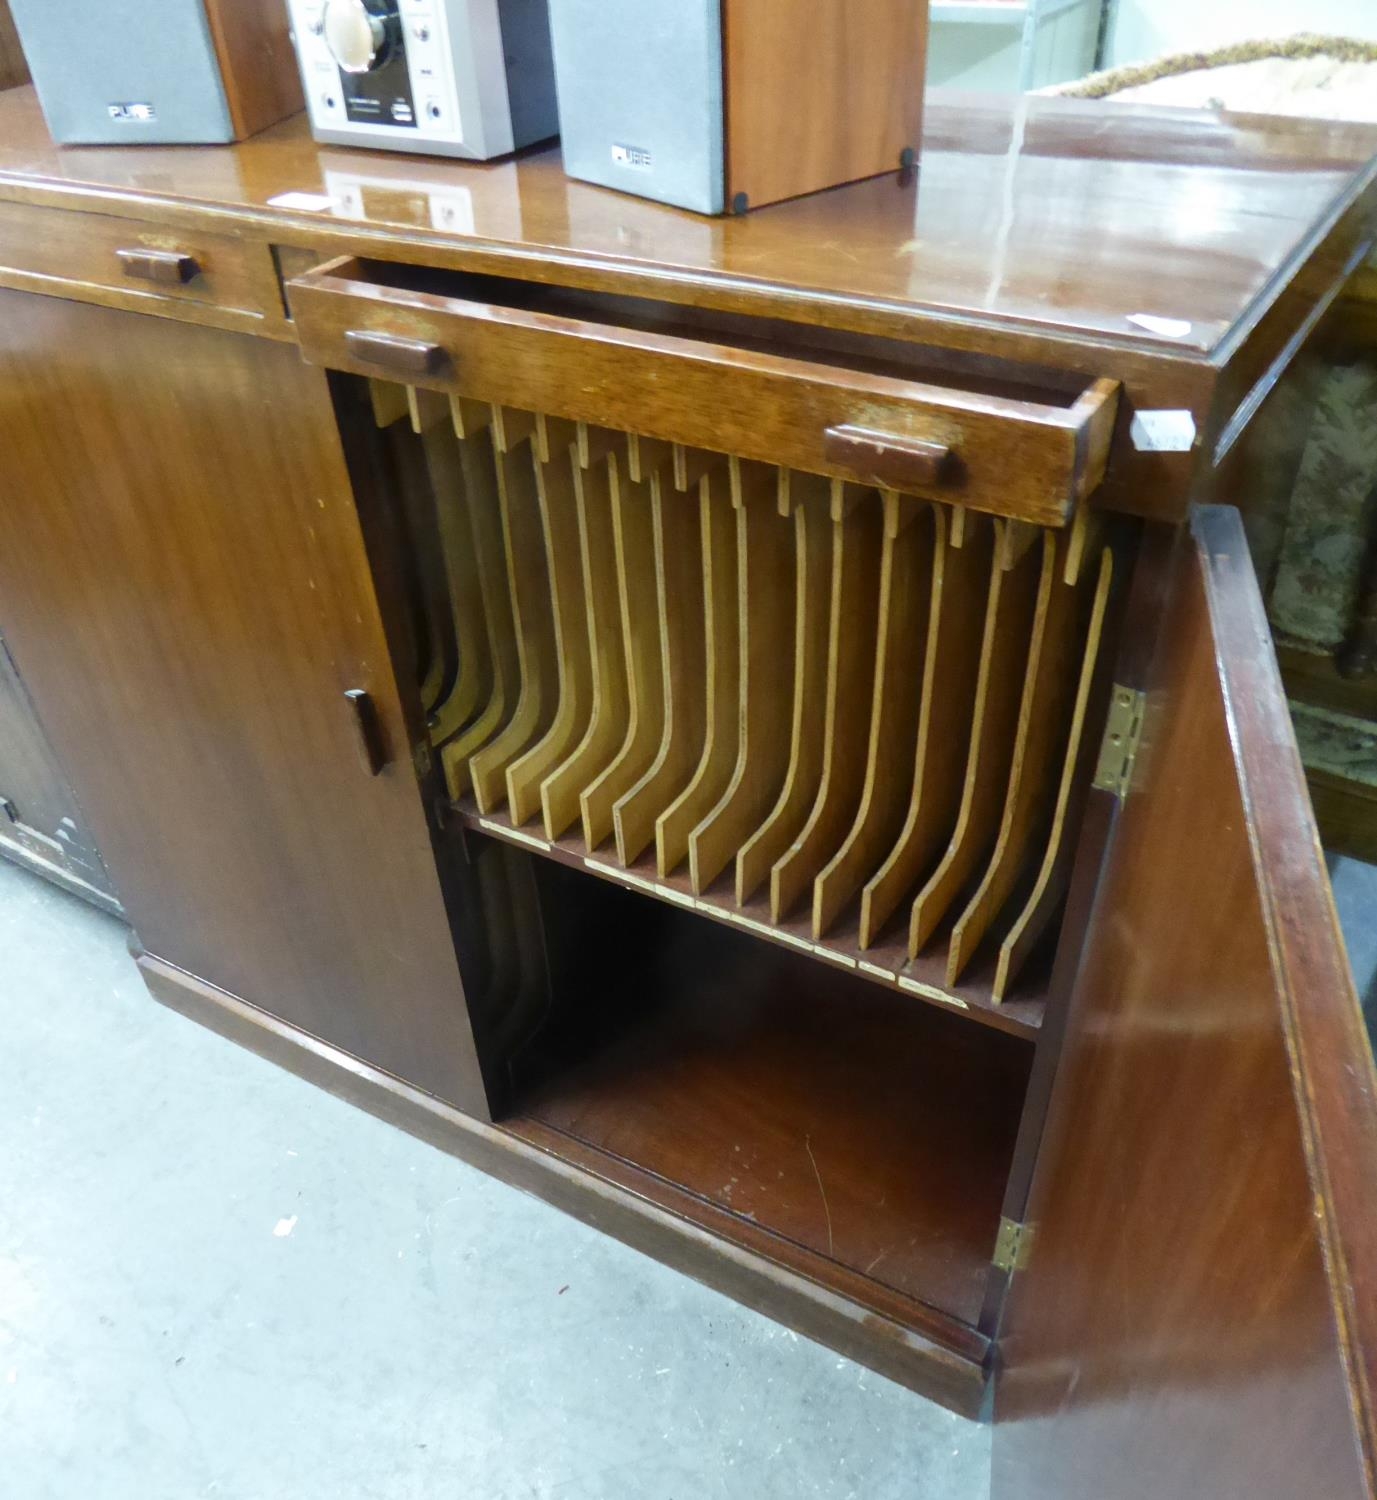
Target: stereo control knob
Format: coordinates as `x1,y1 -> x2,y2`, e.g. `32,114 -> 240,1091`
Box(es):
323,0 -> 399,74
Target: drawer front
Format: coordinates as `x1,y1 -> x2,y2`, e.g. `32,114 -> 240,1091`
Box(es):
0,197 -> 281,325
288,257 -> 1120,528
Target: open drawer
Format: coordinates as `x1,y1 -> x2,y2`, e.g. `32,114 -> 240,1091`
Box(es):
288,255 -> 1119,528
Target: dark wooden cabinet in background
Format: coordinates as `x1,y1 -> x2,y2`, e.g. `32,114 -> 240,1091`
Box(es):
0,84 -> 1375,1500
0,628 -> 115,908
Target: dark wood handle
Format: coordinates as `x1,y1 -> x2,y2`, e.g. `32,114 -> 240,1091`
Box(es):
344,689 -> 389,776
823,425 -> 953,491
344,329 -> 448,377
116,248 -> 201,286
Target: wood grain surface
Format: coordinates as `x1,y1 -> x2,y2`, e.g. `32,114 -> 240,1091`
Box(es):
0,288 -> 487,1111
0,84 -> 1371,522
994,507 -> 1377,1500
201,0 -> 303,142
722,0 -> 926,210
289,258 -> 1116,529
0,1 -> 26,91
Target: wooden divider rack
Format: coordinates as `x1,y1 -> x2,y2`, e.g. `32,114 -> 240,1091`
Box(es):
369,380 -> 1119,1039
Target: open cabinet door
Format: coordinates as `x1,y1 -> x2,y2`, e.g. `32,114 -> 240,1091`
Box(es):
993,507 -> 1377,1500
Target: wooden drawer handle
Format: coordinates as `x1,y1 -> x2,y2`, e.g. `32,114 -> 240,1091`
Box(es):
344,329 -> 448,377
116,248 -> 201,286
344,688 -> 389,776
823,425 -> 953,491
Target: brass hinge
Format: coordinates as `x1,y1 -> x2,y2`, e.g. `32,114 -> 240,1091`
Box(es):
1092,685 -> 1145,799
993,1216 -> 1035,1274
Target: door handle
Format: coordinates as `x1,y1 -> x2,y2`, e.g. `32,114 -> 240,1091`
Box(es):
344,329 -> 448,377
344,688 -> 389,776
116,248 -> 201,285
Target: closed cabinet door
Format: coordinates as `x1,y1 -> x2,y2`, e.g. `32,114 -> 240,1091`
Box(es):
0,288 -> 487,1114
994,508 -> 1377,1500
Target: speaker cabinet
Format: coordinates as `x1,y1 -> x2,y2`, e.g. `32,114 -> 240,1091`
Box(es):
9,0 -> 302,145
0,0 -> 28,91
549,0 -> 929,215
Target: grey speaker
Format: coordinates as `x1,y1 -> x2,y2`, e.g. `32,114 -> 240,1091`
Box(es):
548,0 -> 723,215
548,0 -> 928,217
8,0 -> 303,146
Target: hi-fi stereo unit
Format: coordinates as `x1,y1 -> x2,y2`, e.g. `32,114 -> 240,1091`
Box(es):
287,0 -> 557,160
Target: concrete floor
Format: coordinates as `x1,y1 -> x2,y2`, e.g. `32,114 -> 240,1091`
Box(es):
0,858 -> 989,1500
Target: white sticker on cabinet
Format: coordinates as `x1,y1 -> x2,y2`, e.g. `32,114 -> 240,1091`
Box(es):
1130,410 -> 1199,453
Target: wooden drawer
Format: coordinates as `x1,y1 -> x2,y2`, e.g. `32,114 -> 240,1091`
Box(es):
0,197 -> 281,327
288,256 -> 1120,529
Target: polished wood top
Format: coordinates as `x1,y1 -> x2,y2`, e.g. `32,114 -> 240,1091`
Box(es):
1,85 -> 1374,361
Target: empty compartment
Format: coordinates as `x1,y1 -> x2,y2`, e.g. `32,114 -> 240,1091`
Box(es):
500,853 -> 1033,1332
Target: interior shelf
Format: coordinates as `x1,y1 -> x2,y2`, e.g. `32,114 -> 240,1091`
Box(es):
455,801 -> 1046,1039
499,856 -> 1033,1334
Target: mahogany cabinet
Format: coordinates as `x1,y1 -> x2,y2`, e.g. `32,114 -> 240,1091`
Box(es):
0,84 -> 1375,1499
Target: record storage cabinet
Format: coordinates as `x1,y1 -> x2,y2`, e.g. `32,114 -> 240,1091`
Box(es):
2,83 -> 1372,1491
286,251 -> 1128,1404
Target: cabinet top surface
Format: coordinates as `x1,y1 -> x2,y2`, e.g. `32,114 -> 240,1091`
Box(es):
0,84 -> 1374,358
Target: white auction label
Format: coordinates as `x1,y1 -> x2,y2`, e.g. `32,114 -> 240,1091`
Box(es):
1127,312 -> 1193,339
1130,410 -> 1198,453
266,191 -> 336,212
